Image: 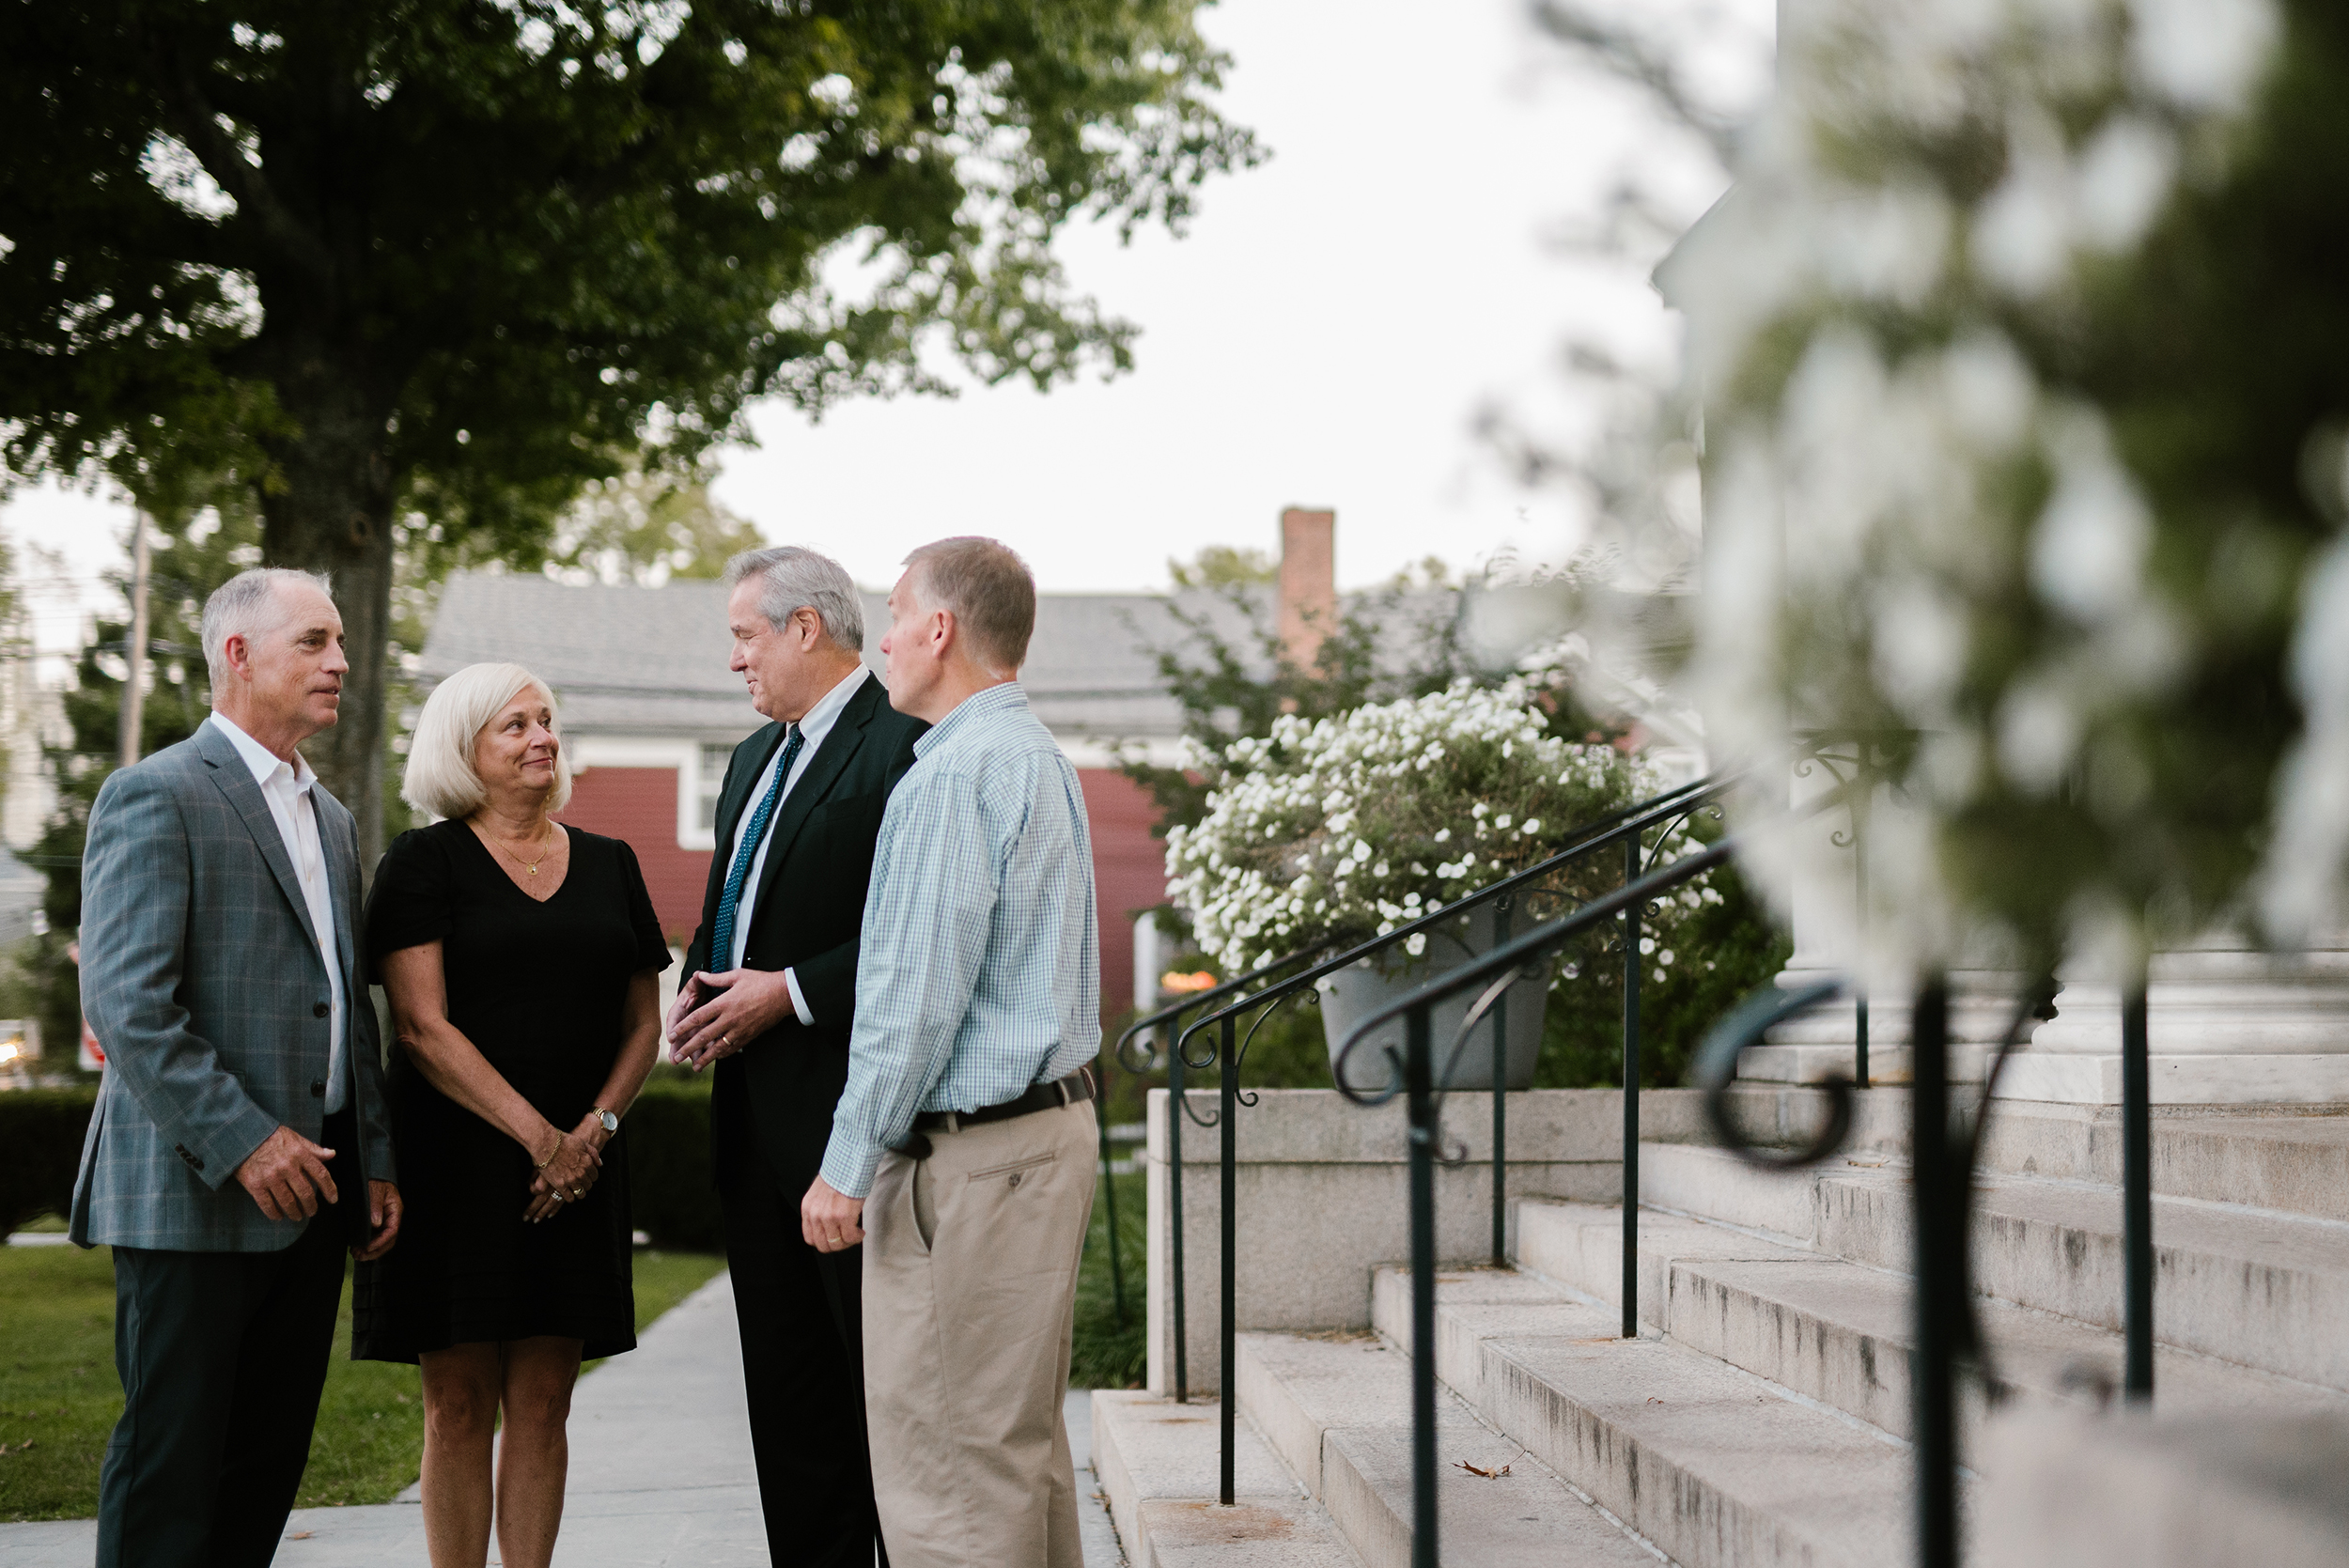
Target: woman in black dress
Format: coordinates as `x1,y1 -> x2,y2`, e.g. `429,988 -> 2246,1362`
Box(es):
355,660 -> 670,1568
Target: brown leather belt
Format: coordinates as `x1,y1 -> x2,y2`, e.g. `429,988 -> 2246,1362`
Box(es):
894,1068 -> 1094,1159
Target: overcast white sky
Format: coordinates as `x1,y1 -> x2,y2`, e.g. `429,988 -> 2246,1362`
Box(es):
2,0 -> 1767,658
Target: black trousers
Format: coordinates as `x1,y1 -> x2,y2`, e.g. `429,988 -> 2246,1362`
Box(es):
97,1111 -> 360,1568
717,1091 -> 886,1568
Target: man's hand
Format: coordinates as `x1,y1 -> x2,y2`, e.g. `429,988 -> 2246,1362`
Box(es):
801,1175 -> 865,1253
353,1181 -> 403,1262
669,968 -> 797,1072
661,971 -> 708,1045
233,1126 -> 339,1221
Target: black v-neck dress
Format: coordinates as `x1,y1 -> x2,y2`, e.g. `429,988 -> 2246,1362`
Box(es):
352,818 -> 672,1363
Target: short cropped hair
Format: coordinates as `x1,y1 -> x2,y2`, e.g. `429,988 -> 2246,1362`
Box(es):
903,536 -> 1034,675
402,662 -> 573,820
723,545 -> 864,653
201,567 -> 334,691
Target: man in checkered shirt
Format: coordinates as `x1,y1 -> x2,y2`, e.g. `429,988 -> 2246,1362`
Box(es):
802,535 -> 1101,1568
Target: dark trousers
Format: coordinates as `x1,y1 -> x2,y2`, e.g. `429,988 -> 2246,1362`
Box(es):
97,1113 -> 358,1568
718,1094 -> 886,1568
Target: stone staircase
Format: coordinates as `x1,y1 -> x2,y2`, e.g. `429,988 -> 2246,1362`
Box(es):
1095,1097 -> 2349,1566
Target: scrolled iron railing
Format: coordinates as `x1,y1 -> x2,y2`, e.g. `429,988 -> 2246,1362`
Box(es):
1100,949 -> 1328,1399
1329,833 -> 1746,1568
1300,750 -> 2152,1568
1613,944 -> 2080,1568
1153,771 -> 1735,1505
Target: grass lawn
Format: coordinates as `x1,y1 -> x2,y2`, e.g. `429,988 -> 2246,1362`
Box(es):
0,1241 -> 725,1523
1069,1165 -> 1145,1391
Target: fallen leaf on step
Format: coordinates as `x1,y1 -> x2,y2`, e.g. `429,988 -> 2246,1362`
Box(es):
1647,1396 -> 1664,1405
1453,1460 -> 1512,1478
287,1532 -> 314,1540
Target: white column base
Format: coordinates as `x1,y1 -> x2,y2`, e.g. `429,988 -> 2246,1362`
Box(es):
1992,939 -> 2349,1106
1993,1052 -> 2349,1105
1745,968 -> 2039,1085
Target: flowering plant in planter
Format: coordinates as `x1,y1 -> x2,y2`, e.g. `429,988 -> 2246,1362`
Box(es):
1164,680 -> 1715,976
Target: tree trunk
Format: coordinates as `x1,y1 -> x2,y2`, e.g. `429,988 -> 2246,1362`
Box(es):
255,367 -> 399,869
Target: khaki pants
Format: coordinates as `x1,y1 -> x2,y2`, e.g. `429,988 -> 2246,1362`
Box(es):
863,1098 -> 1097,1568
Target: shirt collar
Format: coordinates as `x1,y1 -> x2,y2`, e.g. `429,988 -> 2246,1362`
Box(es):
793,663 -> 869,750
912,680 -> 1027,758
208,710 -> 316,794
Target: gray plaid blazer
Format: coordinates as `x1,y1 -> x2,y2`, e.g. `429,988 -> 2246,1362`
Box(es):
69,720 -> 395,1252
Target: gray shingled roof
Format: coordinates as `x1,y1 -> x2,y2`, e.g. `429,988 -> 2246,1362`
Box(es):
418,570 -> 1270,743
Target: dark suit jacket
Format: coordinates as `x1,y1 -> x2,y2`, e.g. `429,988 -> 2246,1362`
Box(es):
687,673 -> 926,1189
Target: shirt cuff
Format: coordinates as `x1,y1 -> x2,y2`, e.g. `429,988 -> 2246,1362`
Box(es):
783,968 -> 814,1027
818,1128 -> 884,1200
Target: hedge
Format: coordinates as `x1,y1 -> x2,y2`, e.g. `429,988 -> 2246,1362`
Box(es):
620,1077 -> 721,1251
0,1087 -> 96,1234
0,1077 -> 723,1251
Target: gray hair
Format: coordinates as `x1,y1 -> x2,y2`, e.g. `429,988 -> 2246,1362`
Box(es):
903,536 -> 1034,675
723,545 -> 864,653
201,567 -> 335,690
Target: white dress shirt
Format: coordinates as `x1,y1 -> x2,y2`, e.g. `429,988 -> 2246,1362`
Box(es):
208,711 -> 347,1112
725,663 -> 870,1022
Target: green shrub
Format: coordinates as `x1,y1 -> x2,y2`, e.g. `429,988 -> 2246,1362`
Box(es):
0,1079 -> 723,1252
624,1077 -> 720,1252
0,1087 -> 96,1234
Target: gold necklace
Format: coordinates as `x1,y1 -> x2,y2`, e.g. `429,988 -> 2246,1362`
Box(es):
485,823 -> 558,877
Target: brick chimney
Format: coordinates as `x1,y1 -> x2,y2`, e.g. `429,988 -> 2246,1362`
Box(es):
1278,507 -> 1336,672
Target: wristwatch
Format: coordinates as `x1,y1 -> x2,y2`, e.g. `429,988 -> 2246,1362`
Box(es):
594,1107 -> 619,1134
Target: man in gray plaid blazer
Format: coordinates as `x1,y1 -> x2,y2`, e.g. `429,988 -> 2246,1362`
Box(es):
70,567 -> 400,1568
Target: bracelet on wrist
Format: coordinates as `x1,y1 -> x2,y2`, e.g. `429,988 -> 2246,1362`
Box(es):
534,1130 -> 564,1170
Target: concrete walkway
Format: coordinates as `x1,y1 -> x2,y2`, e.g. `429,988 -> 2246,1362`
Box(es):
0,1272 -> 1126,1566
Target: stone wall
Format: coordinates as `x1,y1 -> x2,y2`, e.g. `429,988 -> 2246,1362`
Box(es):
1142,1087 -> 1719,1393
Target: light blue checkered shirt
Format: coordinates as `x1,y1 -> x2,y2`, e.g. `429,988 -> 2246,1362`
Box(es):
821,681 -> 1102,1197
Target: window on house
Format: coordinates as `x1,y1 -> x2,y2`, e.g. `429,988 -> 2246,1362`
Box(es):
698,743 -> 734,833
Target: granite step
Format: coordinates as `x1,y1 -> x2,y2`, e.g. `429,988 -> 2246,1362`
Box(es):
1817,1170 -> 2349,1391
1369,1265 -> 1929,1568
1632,1141 -> 2349,1391
1234,1330 -> 1659,1568
1090,1391 -> 1361,1568
1704,1093 -> 2349,1223
1515,1199 -> 2349,1446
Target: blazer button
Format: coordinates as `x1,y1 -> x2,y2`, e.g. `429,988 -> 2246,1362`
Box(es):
313,1001 -> 330,1018
310,1079 -> 326,1098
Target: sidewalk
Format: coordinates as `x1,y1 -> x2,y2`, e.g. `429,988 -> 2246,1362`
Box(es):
0,1272 -> 1125,1566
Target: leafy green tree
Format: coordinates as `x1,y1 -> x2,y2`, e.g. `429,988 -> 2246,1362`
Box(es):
542,466 -> 767,585
28,480 -> 264,1055
1,0 -> 1256,857
1166,544 -> 1275,589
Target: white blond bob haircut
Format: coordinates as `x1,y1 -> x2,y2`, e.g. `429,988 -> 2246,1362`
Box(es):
403,662 -> 573,820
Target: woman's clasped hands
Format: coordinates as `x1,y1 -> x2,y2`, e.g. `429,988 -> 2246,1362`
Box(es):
524,1113 -> 608,1223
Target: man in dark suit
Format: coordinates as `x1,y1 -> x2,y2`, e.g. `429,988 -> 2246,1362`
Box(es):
665,544 -> 926,1567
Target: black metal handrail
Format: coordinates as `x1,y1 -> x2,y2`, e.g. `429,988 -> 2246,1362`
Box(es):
1328,834 -> 1746,1568
1100,948 -> 1328,1400
1163,771 -> 1733,1504
1696,966 -> 2061,1568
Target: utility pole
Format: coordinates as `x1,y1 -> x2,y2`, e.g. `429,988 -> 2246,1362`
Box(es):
117,509 -> 150,769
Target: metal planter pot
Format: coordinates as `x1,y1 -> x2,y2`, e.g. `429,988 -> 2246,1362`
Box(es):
1316,902 -> 1550,1093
